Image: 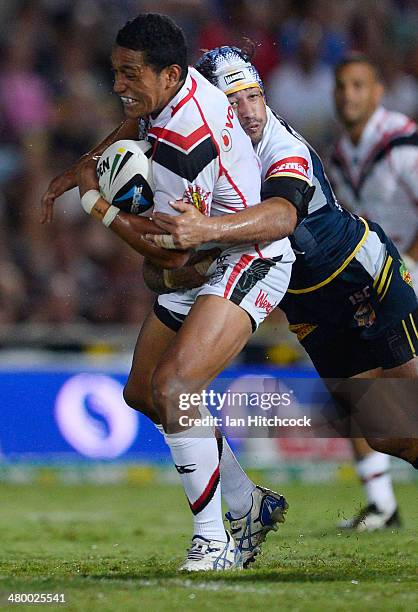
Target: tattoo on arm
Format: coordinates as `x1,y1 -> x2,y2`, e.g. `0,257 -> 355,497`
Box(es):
143,259 -> 176,294
143,257 -> 209,294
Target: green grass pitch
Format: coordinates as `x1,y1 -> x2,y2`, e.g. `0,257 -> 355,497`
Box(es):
0,479 -> 416,611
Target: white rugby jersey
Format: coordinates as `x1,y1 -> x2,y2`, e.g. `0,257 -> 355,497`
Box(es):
257,106 -> 330,214
147,68 -> 292,259
329,106 -> 418,253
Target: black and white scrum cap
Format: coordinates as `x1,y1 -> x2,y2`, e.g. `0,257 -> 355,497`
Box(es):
195,46 -> 265,96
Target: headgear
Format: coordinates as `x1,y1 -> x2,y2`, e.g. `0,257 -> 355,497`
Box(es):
195,46 -> 264,96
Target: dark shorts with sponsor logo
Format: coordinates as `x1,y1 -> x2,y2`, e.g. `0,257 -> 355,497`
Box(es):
280,221 -> 418,376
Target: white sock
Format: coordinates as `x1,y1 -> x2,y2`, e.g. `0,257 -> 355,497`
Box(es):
220,438 -> 256,519
164,424 -> 226,542
155,419 -> 256,521
196,403 -> 256,519
356,451 -> 397,514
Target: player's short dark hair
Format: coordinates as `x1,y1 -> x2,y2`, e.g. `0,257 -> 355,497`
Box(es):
335,53 -> 383,82
116,13 -> 188,81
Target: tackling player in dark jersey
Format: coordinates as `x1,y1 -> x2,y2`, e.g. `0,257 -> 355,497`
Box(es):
146,46 -> 418,485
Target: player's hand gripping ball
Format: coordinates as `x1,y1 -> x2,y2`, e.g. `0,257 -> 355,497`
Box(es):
96,139 -> 154,215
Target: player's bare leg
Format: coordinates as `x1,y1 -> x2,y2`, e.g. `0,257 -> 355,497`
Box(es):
136,296 -> 253,570
327,360 -> 418,467
351,437 -> 377,459
366,357 -> 418,465
340,436 -> 400,531
123,309 -> 176,423
352,370 -> 398,526
123,299 -> 286,567
339,360 -> 417,529
341,367 -> 400,530
152,295 -> 252,432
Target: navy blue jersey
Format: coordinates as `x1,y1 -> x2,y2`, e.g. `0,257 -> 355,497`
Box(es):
257,107 -> 367,292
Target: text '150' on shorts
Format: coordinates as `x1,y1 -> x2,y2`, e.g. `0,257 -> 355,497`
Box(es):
155,246 -> 295,333
280,220 -> 418,376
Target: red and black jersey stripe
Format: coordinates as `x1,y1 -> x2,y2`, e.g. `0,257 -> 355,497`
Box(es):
331,131 -> 418,199
149,135 -> 218,182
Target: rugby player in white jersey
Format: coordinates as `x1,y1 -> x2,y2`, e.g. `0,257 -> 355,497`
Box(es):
41,15 -> 293,570
145,46 -> 418,535
329,54 -> 418,288
324,55 -> 418,530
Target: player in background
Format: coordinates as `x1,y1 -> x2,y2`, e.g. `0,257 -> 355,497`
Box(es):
329,54 -> 418,287
145,46 -> 418,524
42,15 -> 292,570
324,55 -> 418,530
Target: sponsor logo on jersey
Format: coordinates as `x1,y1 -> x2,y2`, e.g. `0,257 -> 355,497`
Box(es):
354,303 -> 376,328
255,289 -> 276,314
266,156 -> 310,181
221,129 -> 232,151
348,286 -> 371,306
400,260 -> 413,287
183,185 -> 210,215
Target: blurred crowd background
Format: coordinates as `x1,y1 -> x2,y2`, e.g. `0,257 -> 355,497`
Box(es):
0,0 -> 417,359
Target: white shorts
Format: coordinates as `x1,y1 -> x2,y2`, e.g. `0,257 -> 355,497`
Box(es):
158,245 -> 295,331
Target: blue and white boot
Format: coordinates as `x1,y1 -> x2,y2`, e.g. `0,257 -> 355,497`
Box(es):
226,486 -> 288,567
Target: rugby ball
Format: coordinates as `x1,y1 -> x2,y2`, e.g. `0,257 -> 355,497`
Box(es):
96,139 -> 154,215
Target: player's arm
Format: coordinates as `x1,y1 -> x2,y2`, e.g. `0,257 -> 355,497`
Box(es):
78,164 -> 189,270
41,118 -> 139,224
147,176 -> 314,250
142,250 -> 218,293
147,197 -> 296,249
